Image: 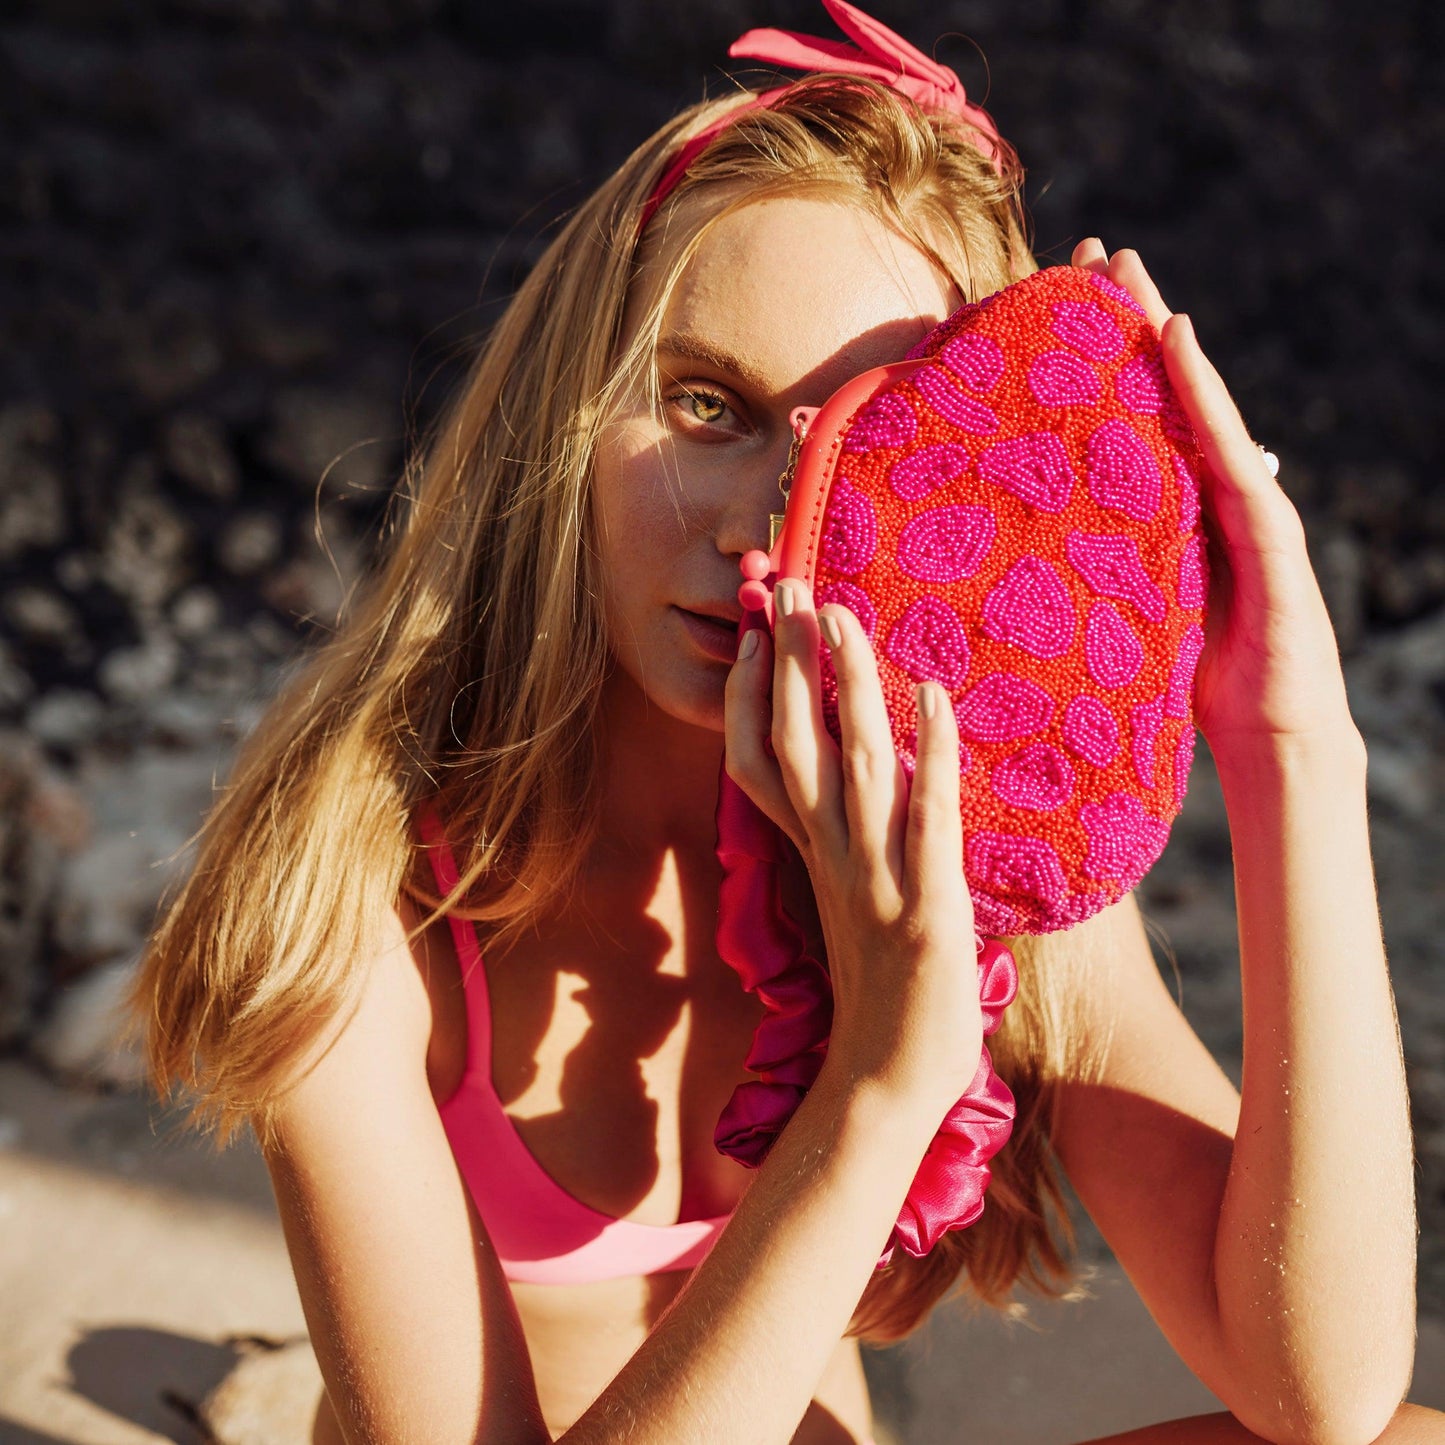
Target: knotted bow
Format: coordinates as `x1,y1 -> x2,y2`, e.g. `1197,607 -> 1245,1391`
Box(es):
637,0 -> 1004,235
729,0 -> 1002,153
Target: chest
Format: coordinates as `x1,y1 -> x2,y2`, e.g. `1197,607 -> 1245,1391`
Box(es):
416,855 -> 769,1227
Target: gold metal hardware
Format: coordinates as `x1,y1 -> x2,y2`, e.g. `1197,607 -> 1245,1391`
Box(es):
768,410 -> 813,553
778,430 -> 802,501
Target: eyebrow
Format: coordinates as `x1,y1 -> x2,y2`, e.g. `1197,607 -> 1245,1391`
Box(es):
655,333 -> 775,396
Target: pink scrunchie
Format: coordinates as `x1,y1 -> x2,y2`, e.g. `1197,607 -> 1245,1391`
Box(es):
713,752 -> 1019,1261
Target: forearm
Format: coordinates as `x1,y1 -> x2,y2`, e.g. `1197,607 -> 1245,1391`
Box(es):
1211,729 -> 1416,1440
561,1064 -> 941,1445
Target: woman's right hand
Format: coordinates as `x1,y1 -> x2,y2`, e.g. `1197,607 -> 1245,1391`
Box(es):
724,577 -> 984,1117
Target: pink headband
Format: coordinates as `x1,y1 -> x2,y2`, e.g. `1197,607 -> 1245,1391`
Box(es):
637,0 -> 1007,237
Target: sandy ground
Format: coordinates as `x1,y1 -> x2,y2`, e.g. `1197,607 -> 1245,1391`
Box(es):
1,1059 -> 1442,1445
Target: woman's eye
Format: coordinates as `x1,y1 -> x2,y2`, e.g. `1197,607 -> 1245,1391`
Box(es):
688,390 -> 727,424
667,385 -> 735,428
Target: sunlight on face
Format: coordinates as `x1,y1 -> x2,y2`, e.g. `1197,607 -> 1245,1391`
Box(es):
592,196 -> 962,734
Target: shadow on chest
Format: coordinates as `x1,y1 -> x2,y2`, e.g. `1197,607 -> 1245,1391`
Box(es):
429,846 -> 772,1224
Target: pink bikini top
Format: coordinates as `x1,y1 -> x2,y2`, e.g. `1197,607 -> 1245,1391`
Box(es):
417,812 -> 731,1285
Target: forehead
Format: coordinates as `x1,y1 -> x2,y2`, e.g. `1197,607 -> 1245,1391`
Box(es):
648,196 -> 960,398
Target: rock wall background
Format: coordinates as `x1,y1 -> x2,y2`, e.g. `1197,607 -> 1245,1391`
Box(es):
2,0 -> 1443,1309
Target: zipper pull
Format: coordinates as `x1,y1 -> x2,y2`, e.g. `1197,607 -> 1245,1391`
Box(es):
770,405 -> 817,548
777,405 -> 816,499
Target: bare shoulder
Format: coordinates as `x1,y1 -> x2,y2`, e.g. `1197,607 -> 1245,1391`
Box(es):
1046,891 -> 1242,1388
260,902 -> 544,1445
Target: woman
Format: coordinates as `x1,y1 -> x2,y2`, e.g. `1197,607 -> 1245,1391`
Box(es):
133,6 -> 1430,1441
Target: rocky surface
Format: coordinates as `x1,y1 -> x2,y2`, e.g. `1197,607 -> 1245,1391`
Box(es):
2,0 -> 1442,1356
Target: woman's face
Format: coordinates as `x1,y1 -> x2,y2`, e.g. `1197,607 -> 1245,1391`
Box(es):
592,195 -> 961,732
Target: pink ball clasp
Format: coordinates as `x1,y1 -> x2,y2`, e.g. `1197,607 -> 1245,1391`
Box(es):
738,549 -> 773,613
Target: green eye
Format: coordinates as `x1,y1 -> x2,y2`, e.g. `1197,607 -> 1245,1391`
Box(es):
688,391 -> 727,423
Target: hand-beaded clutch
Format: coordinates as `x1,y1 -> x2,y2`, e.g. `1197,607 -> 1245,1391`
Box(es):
741,264 -> 1210,933
714,265 -> 1210,1259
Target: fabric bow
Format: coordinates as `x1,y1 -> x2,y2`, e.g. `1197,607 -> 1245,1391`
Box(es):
637,0 -> 1004,236
728,0 -> 1002,154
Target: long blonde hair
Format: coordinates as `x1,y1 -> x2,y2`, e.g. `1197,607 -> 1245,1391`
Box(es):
135,74 -> 1094,1340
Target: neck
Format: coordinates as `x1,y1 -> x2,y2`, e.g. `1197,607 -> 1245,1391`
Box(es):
591,670 -> 726,866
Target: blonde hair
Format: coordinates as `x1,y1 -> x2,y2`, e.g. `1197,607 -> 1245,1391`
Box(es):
135,74 -> 1092,1341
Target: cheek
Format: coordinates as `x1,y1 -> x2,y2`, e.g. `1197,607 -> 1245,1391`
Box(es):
592,429 -> 688,582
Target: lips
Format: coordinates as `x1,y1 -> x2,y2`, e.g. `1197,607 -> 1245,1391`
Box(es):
673,605 -> 742,662
680,601 -> 743,627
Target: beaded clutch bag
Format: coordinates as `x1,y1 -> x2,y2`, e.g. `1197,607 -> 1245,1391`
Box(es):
739,264 -> 1209,930
715,264 -> 1210,1257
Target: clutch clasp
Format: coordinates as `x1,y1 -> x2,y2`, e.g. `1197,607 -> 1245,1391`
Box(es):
770,407 -> 814,550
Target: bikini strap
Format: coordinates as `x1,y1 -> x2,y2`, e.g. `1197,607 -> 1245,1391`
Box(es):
414,806 -> 494,1078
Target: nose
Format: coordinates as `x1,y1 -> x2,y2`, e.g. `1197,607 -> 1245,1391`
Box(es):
712,405 -> 819,563
710,432 -> 795,563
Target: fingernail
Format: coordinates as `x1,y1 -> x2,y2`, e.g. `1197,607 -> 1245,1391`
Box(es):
916,683 -> 936,720
738,629 -> 759,661
775,581 -> 794,618
819,612 -> 842,649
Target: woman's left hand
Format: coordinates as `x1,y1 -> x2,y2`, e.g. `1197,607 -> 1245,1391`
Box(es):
1071,239 -> 1361,766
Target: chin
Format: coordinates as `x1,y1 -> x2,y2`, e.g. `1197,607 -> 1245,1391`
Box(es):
648,671 -> 731,735
669,689 -> 728,734
603,654 -> 730,736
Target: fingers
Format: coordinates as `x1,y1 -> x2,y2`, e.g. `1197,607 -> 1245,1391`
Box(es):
724,623 -> 808,849
771,581 -> 846,850
1160,314 -> 1299,536
903,683 -> 967,912
1106,248 -> 1172,333
1070,238 -> 1172,334
1071,242 -> 1295,552
818,602 -> 908,885
729,585 -> 970,925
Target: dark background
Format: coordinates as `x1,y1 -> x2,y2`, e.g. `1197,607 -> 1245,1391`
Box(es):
1,0 -> 1442,717
3,0 -> 1445,1321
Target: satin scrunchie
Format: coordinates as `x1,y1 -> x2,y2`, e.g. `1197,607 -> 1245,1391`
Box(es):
713,761 -> 1019,1262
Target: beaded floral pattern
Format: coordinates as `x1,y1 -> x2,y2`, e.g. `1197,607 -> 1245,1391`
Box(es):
808,266 -> 1209,932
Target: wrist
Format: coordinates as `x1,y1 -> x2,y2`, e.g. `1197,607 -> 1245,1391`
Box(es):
809,1017 -> 988,1150
1209,723 -> 1367,791
1211,726 -> 1370,839
810,1053 -> 954,1148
